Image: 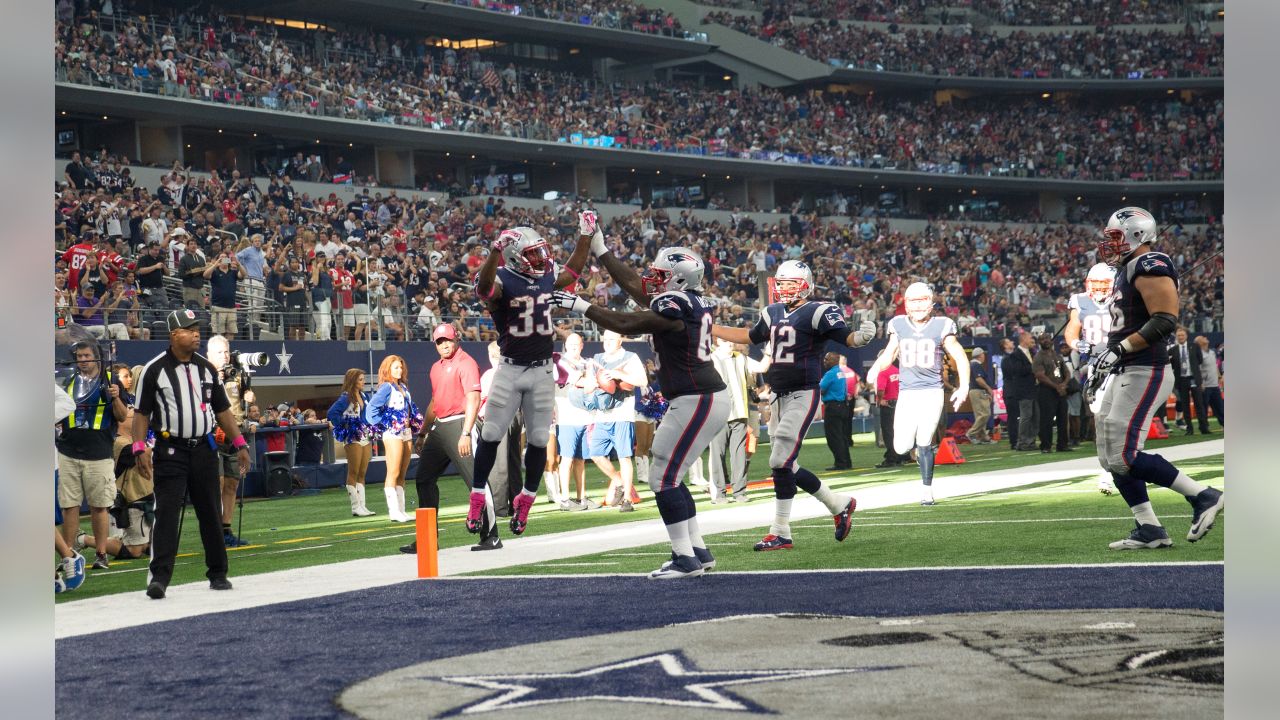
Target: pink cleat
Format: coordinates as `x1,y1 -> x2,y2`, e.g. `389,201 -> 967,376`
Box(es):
466,492 -> 486,534
510,494 -> 534,535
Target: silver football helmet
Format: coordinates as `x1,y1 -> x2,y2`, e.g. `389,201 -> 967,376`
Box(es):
498,226 -> 551,275
773,260 -> 814,304
1100,207 -> 1158,267
1085,263 -> 1115,303
642,247 -> 705,296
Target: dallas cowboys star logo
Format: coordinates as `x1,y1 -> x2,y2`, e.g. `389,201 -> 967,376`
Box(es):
429,650 -> 901,716
275,343 -> 293,374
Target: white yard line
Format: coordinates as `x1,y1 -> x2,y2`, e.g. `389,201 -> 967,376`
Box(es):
54,439 -> 1222,639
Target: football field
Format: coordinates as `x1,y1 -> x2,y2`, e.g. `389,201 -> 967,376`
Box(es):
58,432 -> 1223,601
55,434 -> 1224,720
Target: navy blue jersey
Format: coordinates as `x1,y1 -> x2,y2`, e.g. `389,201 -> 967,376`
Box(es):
748,301 -> 849,395
1109,251 -> 1178,367
488,265 -> 557,363
649,290 -> 726,400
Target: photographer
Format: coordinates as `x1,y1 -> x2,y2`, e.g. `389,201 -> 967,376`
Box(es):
207,335 -> 261,547
204,250 -> 245,338
57,339 -> 128,570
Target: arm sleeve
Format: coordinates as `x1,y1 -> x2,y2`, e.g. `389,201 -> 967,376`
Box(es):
364,383 -> 391,425
326,393 -> 349,425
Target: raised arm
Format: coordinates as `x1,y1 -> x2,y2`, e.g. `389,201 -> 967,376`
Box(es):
554,211 -> 596,290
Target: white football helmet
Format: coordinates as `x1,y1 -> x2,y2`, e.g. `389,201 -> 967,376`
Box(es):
1100,207 -> 1158,267
773,260 -> 814,304
1085,263 -> 1115,303
904,282 -> 934,323
642,247 -> 705,296
498,226 -> 552,276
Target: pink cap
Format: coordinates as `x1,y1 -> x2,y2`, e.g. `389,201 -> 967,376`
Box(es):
432,323 -> 458,342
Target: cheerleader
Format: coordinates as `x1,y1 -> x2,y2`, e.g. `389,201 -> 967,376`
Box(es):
365,354 -> 422,522
327,369 -> 376,517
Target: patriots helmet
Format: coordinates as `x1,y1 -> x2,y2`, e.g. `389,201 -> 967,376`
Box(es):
642,247 -> 705,296
904,282 -> 934,323
1085,263 -> 1115,303
773,260 -> 814,305
1100,207 -> 1158,267
497,226 -> 552,276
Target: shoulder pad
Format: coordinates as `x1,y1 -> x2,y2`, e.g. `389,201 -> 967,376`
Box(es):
812,302 -> 844,330
650,291 -> 690,317
1128,252 -> 1177,281
1067,294 -> 1082,311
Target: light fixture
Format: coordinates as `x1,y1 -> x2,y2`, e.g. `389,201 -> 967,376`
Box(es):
217,129 -> 223,134
722,75 -> 731,81
102,115 -> 108,120
348,143 -> 353,147
1076,196 -> 1083,201
252,132 -> 257,137
315,139 -> 320,144
1041,93 -> 1050,99
59,111 -> 66,116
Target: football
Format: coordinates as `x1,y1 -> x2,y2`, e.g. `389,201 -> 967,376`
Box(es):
596,370 -> 617,395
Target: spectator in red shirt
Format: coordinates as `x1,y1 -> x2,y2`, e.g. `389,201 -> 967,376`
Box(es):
875,361 -> 907,468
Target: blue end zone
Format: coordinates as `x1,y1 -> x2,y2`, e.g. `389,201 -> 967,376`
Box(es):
55,564 -> 1222,719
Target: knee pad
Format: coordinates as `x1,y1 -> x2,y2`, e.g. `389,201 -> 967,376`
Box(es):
479,423 -> 506,443
525,425 -> 549,448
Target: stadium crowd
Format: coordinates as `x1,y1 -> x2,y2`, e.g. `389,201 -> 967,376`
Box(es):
55,5 -> 1222,181
54,154 -> 1225,347
701,11 -> 1222,78
441,0 -> 688,37
696,0 -> 1195,27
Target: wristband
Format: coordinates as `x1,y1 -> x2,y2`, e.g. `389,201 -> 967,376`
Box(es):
232,435 -> 248,450
131,441 -> 147,456
561,265 -> 580,281
1119,338 -> 1136,353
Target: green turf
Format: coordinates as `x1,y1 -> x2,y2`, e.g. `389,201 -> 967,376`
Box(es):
57,431 -> 1222,601
475,455 -> 1225,577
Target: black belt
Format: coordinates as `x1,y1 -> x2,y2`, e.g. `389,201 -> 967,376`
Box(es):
501,357 -> 551,367
157,434 -> 208,449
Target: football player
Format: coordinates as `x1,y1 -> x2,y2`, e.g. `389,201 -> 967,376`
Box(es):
709,260 -> 876,551
468,214 -> 593,536
552,243 -> 729,579
1086,207 -> 1223,549
865,282 -> 970,506
1064,262 -> 1117,495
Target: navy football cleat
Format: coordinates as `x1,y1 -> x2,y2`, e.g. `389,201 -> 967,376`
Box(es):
649,554 -> 704,580
753,534 -> 793,552
833,498 -> 856,542
1186,487 -> 1224,542
693,546 -> 716,570
1109,522 -> 1173,550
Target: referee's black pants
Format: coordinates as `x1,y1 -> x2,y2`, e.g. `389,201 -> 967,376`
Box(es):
823,401 -> 851,468
415,418 -> 491,537
1037,388 -> 1069,452
149,441 -> 227,588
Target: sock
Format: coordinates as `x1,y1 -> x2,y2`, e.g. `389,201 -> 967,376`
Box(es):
1113,472 -> 1153,510
523,444 -> 548,494
677,485 -> 704,549
917,445 -> 935,485
1130,501 -> 1161,527
655,488 -> 693,557
771,499 -> 793,538
471,439 -> 500,490
796,468 -> 847,514
1170,472 -> 1209,498
1129,451 -> 1179,488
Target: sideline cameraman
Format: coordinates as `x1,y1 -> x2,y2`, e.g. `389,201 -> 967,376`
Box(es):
57,339 -> 129,570
207,335 -> 260,547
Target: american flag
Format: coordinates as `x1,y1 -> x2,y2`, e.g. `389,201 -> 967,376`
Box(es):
481,67 -> 501,90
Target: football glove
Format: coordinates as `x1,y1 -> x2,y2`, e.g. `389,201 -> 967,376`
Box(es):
949,384 -> 968,412
1073,339 -> 1093,355
851,320 -> 876,347
550,290 -> 592,315
577,210 -> 599,237
492,228 -> 516,254
1084,345 -> 1122,405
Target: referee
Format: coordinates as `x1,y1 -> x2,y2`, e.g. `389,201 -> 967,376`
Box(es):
133,309 -> 251,599
401,323 -> 500,553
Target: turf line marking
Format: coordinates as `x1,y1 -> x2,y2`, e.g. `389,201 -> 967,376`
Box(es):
365,532 -> 417,541
781,514 -> 1196,529
226,545 -> 266,551
537,562 -> 620,567
274,537 -> 324,544
336,528 -> 384,536
276,544 -> 333,553
468,560 -> 1224,580
603,552 -> 674,557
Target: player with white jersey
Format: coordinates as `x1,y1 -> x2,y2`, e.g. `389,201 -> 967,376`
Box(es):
1065,263 -> 1117,495
552,241 -> 729,579
710,260 -> 876,551
468,214 -> 593,536
1085,207 -> 1223,549
865,283 -> 970,506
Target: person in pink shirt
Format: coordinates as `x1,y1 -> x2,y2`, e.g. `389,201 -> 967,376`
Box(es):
875,362 -> 907,468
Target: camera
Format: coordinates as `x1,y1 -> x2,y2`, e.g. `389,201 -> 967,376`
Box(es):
230,350 -> 270,372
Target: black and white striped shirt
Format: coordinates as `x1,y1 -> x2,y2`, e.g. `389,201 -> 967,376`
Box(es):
134,348 -> 230,439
